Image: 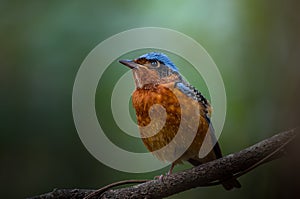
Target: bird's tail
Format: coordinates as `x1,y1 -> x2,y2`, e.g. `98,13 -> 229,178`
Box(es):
221,177 -> 241,190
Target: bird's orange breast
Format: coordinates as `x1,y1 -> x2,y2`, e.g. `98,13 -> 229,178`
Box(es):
132,83 -> 210,163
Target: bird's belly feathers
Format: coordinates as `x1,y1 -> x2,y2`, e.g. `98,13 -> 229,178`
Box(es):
132,84 -> 210,163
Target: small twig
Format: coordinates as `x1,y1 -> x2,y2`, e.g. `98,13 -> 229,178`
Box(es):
83,179 -> 149,199
230,130 -> 296,179
203,129 -> 297,186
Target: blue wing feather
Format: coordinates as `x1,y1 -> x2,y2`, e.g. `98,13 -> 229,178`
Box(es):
174,82 -> 209,108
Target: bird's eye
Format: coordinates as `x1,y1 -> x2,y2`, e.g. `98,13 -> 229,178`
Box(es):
150,60 -> 159,68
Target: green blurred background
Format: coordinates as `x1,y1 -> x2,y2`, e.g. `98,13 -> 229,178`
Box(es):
1,0 -> 300,198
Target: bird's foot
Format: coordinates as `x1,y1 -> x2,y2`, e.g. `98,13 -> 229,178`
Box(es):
154,163 -> 175,181
154,174 -> 165,181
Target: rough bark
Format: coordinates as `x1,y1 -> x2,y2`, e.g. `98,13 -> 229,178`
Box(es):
28,129 -> 297,199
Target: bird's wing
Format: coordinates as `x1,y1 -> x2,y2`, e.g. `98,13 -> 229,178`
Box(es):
174,81 -> 222,159
174,82 -> 211,116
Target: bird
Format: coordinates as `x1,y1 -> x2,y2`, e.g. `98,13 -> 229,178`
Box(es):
119,52 -> 241,190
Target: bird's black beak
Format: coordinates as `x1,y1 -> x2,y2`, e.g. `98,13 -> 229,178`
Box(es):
119,59 -> 138,69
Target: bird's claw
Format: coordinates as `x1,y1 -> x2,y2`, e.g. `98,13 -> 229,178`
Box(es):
154,174 -> 164,181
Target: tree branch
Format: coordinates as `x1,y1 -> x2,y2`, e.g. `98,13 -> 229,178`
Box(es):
28,129 -> 297,199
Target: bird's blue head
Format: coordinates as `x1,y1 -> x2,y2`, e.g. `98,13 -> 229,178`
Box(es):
138,52 -> 178,72
119,52 -> 181,88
